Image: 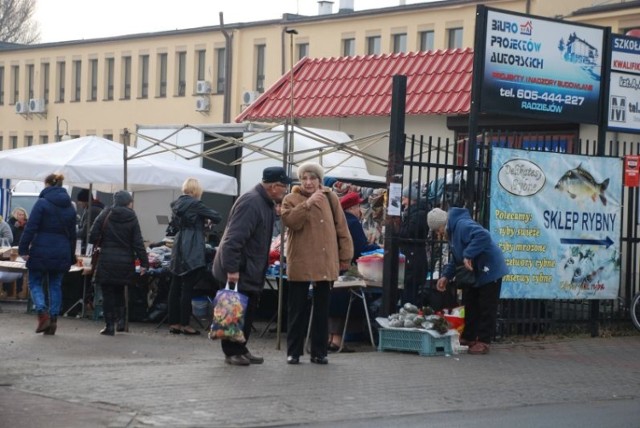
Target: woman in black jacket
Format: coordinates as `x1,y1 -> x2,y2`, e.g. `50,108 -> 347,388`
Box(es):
89,191 -> 149,336
168,178 -> 221,335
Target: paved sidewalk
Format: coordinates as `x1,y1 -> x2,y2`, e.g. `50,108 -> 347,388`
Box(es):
0,305 -> 639,427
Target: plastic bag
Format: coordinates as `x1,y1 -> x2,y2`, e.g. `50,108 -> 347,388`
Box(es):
208,282 -> 248,343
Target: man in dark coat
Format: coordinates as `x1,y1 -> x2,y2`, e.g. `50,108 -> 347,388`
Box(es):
89,190 -> 149,335
212,166 -> 291,366
76,189 -> 105,254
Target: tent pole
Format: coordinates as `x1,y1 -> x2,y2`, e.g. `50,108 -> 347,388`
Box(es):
123,129 -> 130,191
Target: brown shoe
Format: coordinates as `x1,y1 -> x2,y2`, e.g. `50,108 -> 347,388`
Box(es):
35,312 -> 51,333
243,352 -> 264,364
468,341 -> 490,355
44,317 -> 57,335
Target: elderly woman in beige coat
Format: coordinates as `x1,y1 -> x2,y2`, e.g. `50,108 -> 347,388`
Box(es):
281,161 -> 353,365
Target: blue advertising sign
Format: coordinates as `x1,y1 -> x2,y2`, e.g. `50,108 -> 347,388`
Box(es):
481,8 -> 605,124
490,148 -> 622,300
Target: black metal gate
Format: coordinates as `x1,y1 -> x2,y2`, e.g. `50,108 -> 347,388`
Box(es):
396,130 -> 640,337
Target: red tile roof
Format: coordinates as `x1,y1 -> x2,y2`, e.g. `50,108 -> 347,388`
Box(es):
236,48 -> 473,122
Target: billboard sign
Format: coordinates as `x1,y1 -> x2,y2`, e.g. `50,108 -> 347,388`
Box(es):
608,34 -> 640,133
480,8 -> 605,124
490,147 -> 622,300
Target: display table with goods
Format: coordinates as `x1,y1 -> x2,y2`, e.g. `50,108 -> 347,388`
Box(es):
376,303 -> 462,357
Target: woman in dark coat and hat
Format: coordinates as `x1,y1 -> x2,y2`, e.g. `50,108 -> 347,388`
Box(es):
89,190 -> 149,336
168,178 -> 222,335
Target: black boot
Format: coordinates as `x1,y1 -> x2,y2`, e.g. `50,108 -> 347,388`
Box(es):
115,307 -> 126,332
100,313 -> 115,336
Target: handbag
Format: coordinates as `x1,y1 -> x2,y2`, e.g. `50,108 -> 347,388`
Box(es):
208,282 -> 248,343
454,264 -> 476,287
91,210 -> 112,268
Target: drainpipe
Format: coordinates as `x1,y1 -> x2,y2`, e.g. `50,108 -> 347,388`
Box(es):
526,0 -> 531,14
219,12 -> 233,123
281,27 -> 288,76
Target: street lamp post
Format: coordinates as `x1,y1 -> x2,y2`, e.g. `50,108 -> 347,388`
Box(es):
55,116 -> 71,142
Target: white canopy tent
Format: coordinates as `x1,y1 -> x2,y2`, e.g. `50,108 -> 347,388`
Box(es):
0,135 -> 238,195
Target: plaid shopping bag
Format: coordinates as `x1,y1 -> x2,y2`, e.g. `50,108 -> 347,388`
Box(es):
208,282 -> 248,343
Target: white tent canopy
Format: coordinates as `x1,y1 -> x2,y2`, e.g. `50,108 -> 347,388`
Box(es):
0,136 -> 237,195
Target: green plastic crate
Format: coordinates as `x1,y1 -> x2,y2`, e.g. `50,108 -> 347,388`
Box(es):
377,328 -> 452,356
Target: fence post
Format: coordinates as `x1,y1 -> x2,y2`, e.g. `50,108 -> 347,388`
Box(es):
381,75 -> 407,316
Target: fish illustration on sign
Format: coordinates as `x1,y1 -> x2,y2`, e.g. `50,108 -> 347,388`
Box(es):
554,164 -> 609,205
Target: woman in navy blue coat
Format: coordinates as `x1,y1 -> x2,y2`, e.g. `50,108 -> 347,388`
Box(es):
429,207 -> 508,355
19,173 -> 77,335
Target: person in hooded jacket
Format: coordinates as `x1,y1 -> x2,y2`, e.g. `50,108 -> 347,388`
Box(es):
398,182 -> 429,306
89,190 -> 149,336
168,178 -> 222,335
18,173 -> 77,335
429,207 -> 509,355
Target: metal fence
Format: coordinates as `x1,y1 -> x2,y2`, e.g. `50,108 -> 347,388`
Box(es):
399,130 -> 640,338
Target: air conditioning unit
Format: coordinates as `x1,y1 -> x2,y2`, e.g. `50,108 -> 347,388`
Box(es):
29,98 -> 46,113
196,80 -> 211,94
241,90 -> 260,105
15,101 -> 28,114
195,96 -> 210,112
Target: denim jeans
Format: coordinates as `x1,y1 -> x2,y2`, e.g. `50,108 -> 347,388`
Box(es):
28,270 -> 65,316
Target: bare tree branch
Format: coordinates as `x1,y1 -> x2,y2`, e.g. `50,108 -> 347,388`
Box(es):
0,0 -> 40,44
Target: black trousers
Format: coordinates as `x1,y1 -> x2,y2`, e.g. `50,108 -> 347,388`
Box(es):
221,289 -> 260,357
168,268 -> 202,326
101,282 -> 125,317
287,281 -> 330,358
461,279 -> 502,344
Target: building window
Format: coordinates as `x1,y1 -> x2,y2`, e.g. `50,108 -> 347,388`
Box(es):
12,65 -> 19,104
57,61 -> 65,102
158,53 -> 167,98
448,27 -> 463,49
105,58 -> 114,100
40,135 -> 48,145
297,43 -> 309,60
42,63 -> 50,104
26,136 -> 33,147
196,49 -> 206,81
419,30 -> 434,51
11,136 -> 18,149
27,64 -> 34,100
89,59 -> 98,101
216,48 -> 225,94
139,55 -> 149,99
0,66 -> 4,105
0,136 -> 3,150
103,133 -> 113,141
255,44 -> 266,93
366,36 -> 381,55
177,51 -> 186,96
342,38 -> 355,56
392,33 -> 407,53
122,56 -> 131,100
73,60 -> 81,101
